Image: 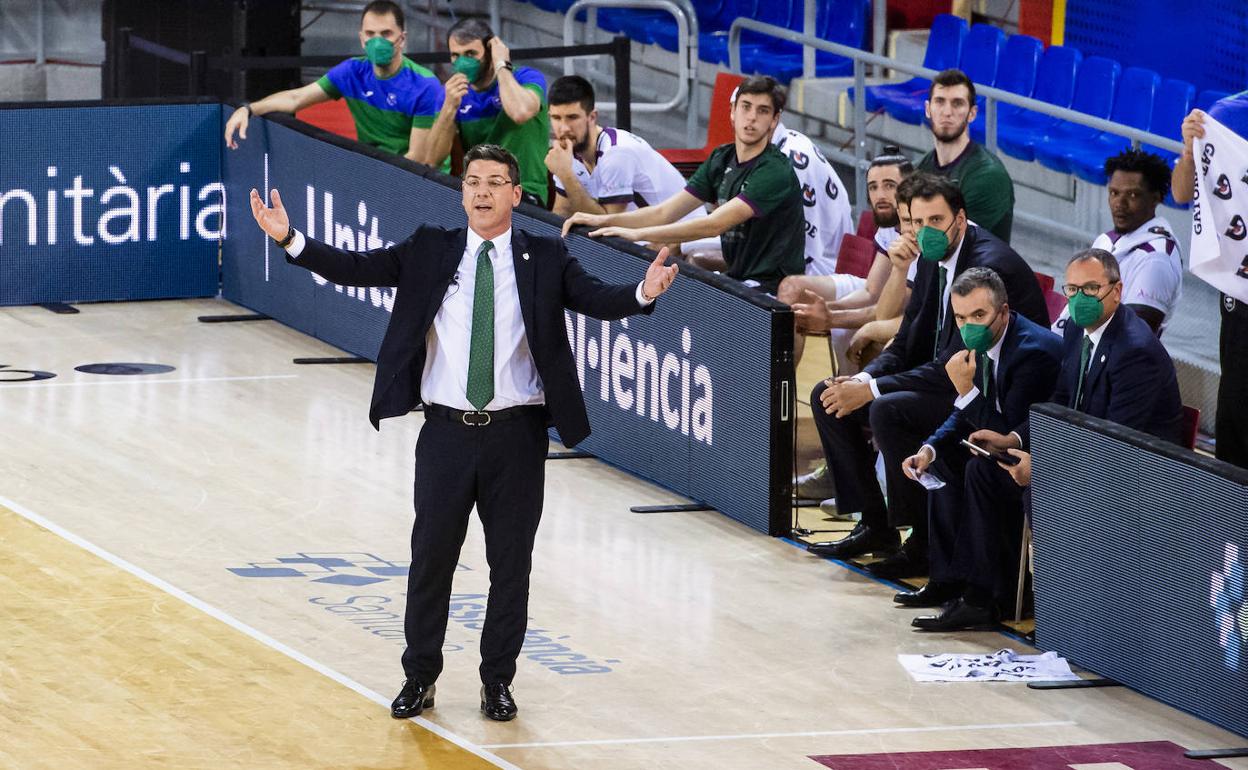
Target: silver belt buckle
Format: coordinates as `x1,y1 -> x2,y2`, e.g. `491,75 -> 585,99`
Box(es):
462,410 -> 491,426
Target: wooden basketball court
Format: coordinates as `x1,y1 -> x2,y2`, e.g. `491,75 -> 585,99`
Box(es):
2,297 -> 1244,769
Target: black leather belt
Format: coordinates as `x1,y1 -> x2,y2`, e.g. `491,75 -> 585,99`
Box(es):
424,403 -> 544,427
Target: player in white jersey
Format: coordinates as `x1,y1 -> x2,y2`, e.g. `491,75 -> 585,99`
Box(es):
1053,149 -> 1182,335
545,75 -> 710,237
772,123 -> 854,278
787,151 -> 913,367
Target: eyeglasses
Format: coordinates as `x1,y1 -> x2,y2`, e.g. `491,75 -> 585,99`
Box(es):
1061,281 -> 1117,298
463,176 -> 513,190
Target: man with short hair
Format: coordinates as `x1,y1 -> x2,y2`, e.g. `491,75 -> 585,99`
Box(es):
806,174 -> 1046,580
562,75 -> 804,294
917,69 -> 1015,242
1057,149 -> 1180,334
544,75 -> 708,237
897,267 -> 1061,625
426,19 -> 551,206
224,1 -> 443,164
247,143 -> 678,722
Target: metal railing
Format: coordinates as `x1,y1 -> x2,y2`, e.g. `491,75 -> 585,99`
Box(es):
112,30 -> 633,131
564,0 -> 699,146
728,19 -> 1185,226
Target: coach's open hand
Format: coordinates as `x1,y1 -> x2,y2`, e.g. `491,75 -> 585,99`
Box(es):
642,247 -> 679,300
250,188 -> 290,241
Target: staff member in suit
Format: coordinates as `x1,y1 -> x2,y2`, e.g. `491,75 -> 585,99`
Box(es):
806,174 -> 1046,580
955,249 -> 1184,630
247,144 -> 678,722
897,267 -> 1061,627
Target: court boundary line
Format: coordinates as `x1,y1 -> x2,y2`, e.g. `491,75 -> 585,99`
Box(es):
0,494 -> 519,770
0,374 -> 300,389
479,719 -> 1078,749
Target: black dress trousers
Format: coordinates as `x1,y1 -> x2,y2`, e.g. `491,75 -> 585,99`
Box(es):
400,407 -> 549,686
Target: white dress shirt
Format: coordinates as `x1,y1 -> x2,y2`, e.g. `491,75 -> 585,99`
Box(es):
286,226 -> 653,411
854,232 -> 965,398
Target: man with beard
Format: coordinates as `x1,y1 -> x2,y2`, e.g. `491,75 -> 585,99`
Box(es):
917,69 -> 1015,242
544,75 -> 709,238
1053,149 -> 1180,335
562,75 -> 804,295
425,19 -> 551,207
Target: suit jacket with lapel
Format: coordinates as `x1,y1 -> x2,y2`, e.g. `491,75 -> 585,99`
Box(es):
926,311 -> 1063,455
1018,305 -> 1183,446
867,224 -> 1049,395
289,225 -> 653,447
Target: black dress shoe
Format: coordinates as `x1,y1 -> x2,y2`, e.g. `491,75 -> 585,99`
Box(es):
806,524 -> 900,559
894,581 -> 960,608
911,597 -> 997,632
864,539 -> 929,579
480,682 -> 518,721
391,679 -> 435,719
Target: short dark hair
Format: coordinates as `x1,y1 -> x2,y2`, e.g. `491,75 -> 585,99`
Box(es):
362,1 -> 404,30
1103,148 -> 1172,199
1068,248 -> 1122,284
869,144 -> 914,176
733,75 -> 787,113
463,143 -> 520,186
549,75 -> 595,112
951,266 -> 1007,308
928,68 -> 976,104
895,171 -> 965,213
447,17 -> 494,45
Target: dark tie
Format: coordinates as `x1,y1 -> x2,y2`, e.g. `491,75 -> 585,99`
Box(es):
934,265 -> 948,359
979,351 -> 995,407
466,240 -> 495,410
1073,334 -> 1093,411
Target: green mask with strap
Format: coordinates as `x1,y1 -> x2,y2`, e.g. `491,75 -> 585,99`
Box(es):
365,36 -> 395,67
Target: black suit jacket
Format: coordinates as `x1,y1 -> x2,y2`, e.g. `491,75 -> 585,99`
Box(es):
925,311 -> 1063,456
867,224 -> 1048,395
1017,305 -> 1183,447
289,226 -> 653,447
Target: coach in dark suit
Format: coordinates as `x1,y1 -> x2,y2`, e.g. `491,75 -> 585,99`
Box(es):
921,248 -> 1183,630
895,267 -> 1061,625
808,173 -> 1046,579
248,144 -> 678,722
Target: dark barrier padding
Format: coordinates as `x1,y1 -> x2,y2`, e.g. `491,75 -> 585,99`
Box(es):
222,114 -> 794,535
0,102 -> 221,304
1030,402 -> 1248,738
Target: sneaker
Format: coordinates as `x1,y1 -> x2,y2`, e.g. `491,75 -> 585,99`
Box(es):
794,463 -> 836,500
818,498 -> 860,522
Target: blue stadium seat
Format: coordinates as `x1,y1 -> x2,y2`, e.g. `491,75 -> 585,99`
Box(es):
998,54 -> 1116,163
699,0 -> 792,66
969,34 -> 1041,144
1037,66 -> 1157,176
1196,89 -> 1231,112
992,44 -> 1081,159
851,14 -> 966,112
881,23 -> 1003,125
747,0 -> 870,81
614,0 -> 724,51
531,0 -> 576,13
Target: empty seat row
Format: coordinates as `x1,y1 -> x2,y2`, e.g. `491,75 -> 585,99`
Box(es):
859,14 -> 1226,192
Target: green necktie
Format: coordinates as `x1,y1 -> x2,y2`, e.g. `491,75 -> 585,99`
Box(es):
1073,334 -> 1092,411
979,351 -> 994,407
934,265 -> 948,359
466,240 -> 495,411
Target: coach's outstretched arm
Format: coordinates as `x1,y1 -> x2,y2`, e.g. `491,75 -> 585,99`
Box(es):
249,188 -> 402,287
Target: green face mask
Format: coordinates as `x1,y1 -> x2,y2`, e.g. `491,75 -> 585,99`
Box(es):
1067,290 -> 1107,328
959,312 -> 999,354
453,55 -> 482,82
916,220 -> 956,262
365,36 -> 395,66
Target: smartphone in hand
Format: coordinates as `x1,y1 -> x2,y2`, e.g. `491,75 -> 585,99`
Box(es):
960,438 -> 1021,466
